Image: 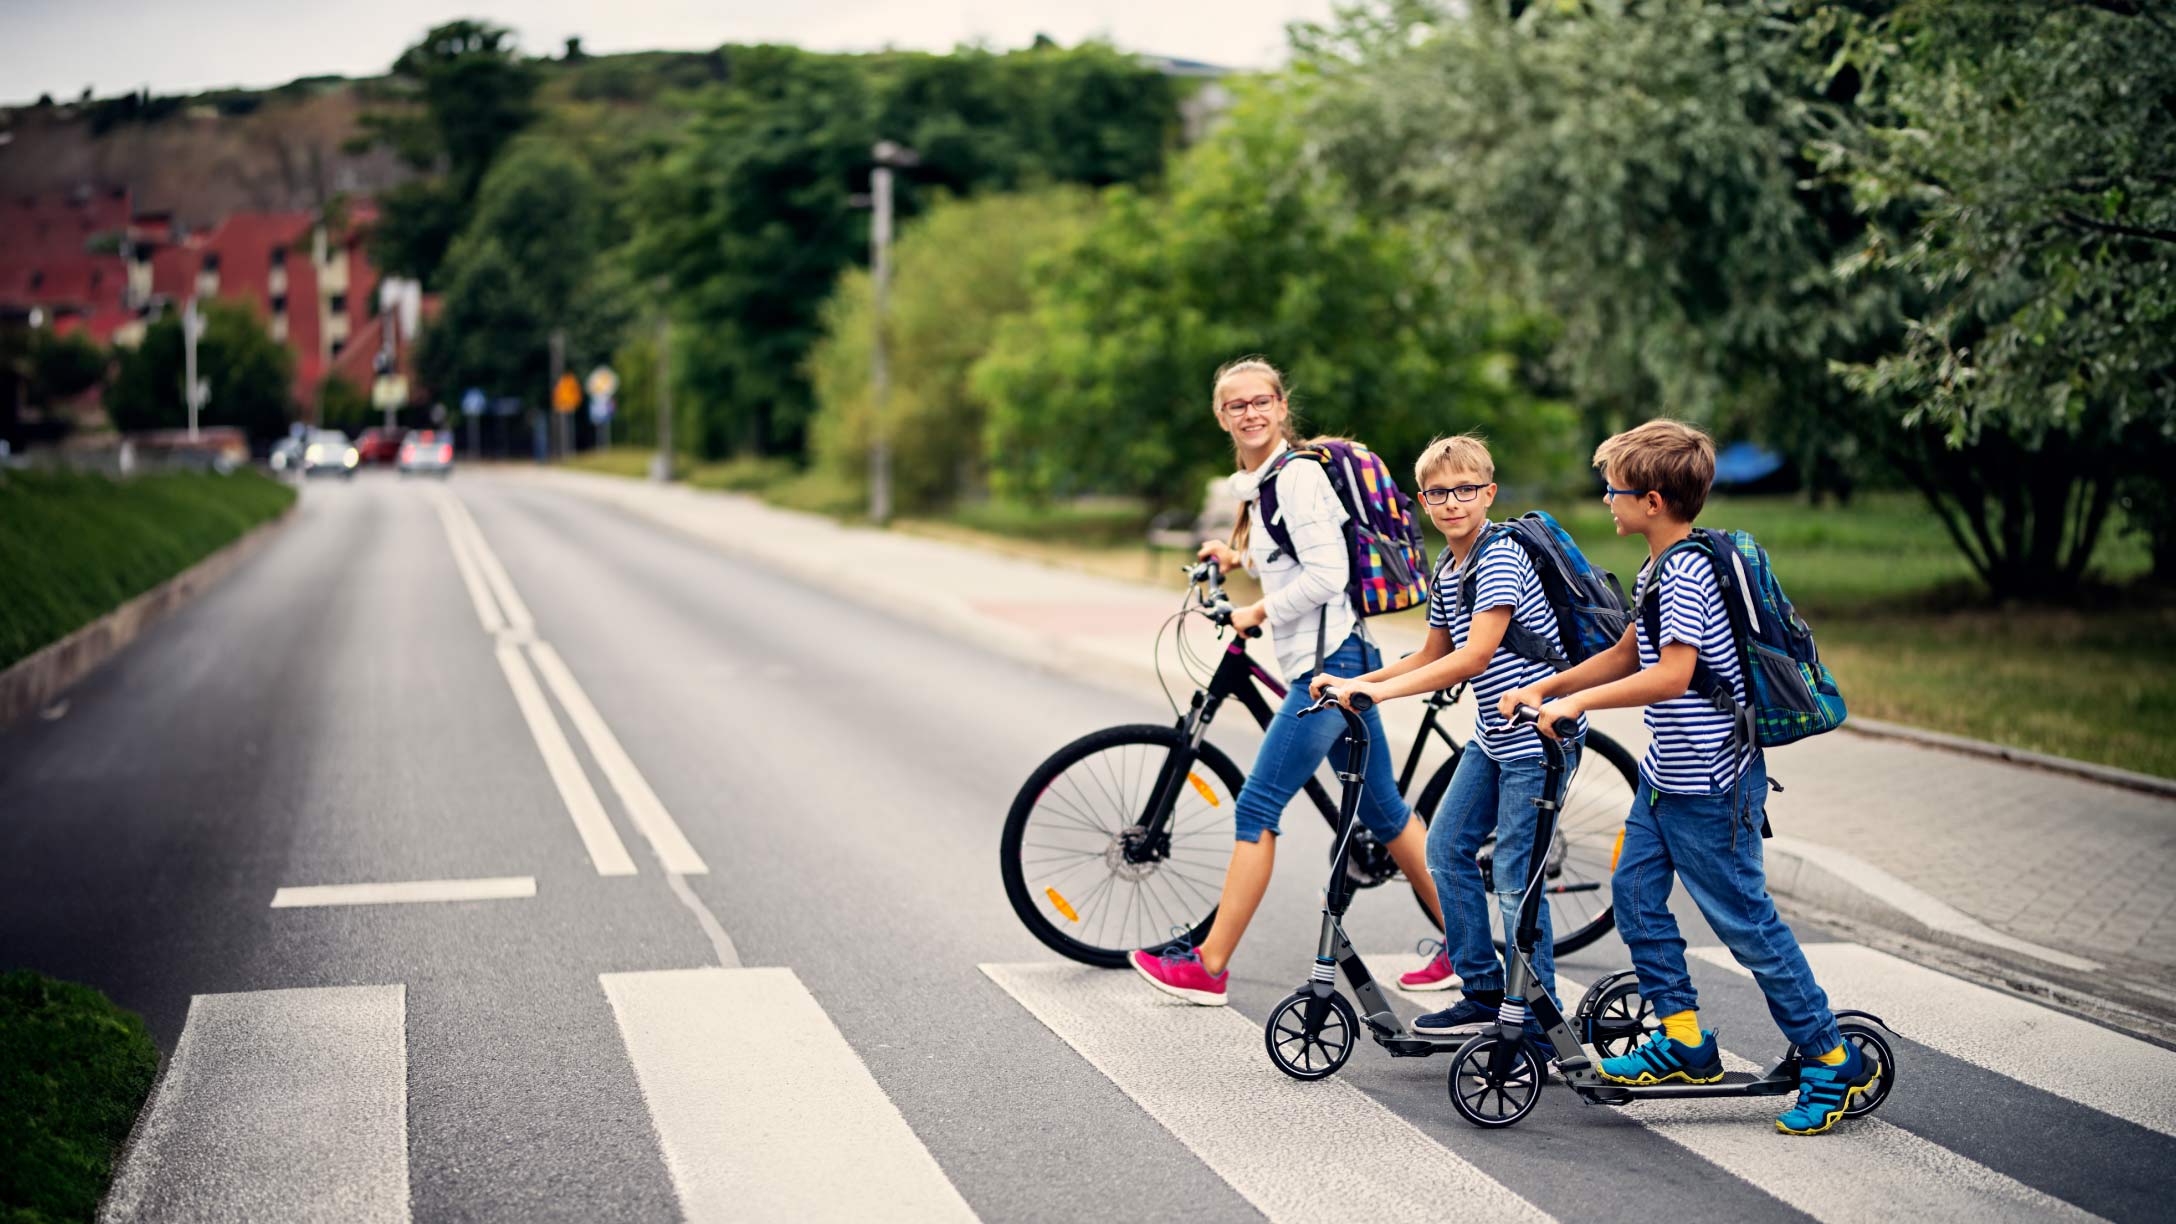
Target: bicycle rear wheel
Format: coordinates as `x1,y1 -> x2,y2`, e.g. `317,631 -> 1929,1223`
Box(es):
1000,724 -> 1241,968
1411,729 -> 1638,957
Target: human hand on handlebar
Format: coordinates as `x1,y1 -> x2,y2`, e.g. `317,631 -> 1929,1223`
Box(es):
1497,685 -> 1548,723
1196,540 -> 1242,575
1307,672 -> 1349,701
1533,697 -> 1583,740
1315,676 -> 1382,712
1228,601 -> 1267,633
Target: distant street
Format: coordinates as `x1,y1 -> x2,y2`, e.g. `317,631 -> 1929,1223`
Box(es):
1,469 -> 2168,1223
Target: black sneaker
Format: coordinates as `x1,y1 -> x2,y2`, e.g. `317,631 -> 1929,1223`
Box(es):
1413,995 -> 1499,1037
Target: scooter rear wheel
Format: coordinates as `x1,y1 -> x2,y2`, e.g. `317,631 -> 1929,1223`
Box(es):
1837,1021 -> 1896,1119
1447,1032 -> 1545,1128
1583,976 -> 1657,1059
1264,989 -> 1360,1081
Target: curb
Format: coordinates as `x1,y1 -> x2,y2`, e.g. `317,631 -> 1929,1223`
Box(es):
1840,716 -> 2176,800
0,505 -> 295,730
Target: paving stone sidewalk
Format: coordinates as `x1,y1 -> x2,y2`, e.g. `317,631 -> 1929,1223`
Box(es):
503,467 -> 2176,1009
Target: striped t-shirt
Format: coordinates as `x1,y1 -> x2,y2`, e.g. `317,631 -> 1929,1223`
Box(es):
1634,547 -> 1757,793
1429,528 -> 1588,762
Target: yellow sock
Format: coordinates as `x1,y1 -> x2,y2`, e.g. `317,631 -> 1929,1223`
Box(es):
1813,1043 -> 1848,1066
1661,1010 -> 1703,1046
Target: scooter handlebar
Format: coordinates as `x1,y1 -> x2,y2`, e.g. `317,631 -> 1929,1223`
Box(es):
1509,703 -> 1578,739
1303,687 -> 1373,715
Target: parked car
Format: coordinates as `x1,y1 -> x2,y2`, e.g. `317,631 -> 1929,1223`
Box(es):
397,430 -> 455,478
356,426 -> 406,465
301,430 -> 358,479
269,435 -> 306,473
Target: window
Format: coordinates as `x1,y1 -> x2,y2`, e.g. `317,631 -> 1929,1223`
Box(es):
328,292 -> 346,314
270,294 -> 286,314
269,245 -> 286,267
329,339 -> 345,358
201,251 -> 220,272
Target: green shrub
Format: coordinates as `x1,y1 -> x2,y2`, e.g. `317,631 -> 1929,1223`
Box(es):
0,971 -> 160,1224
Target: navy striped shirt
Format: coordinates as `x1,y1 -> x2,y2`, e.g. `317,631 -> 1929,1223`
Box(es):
1634,548 -> 1757,793
1429,528 -> 1588,761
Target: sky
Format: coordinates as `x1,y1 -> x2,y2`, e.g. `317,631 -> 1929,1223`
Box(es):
0,0 -> 1343,106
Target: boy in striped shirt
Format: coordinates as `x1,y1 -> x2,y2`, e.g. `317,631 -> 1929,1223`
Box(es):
1312,434 -> 1584,1039
1497,420 -> 1878,1136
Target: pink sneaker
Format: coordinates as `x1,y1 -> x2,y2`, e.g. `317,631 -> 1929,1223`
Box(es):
1397,939 -> 1461,991
1130,945 -> 1229,1006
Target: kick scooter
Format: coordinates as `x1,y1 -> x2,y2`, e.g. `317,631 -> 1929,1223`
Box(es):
1442,706 -> 1898,1128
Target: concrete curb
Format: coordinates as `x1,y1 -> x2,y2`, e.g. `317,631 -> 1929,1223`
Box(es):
0,504 -> 295,730
1840,716 -> 2176,800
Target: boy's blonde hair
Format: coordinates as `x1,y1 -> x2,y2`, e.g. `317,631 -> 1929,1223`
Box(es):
1413,433 -> 1494,485
1592,419 -> 1715,521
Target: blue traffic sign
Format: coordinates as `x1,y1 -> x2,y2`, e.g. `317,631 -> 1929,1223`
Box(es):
461,388 -> 487,415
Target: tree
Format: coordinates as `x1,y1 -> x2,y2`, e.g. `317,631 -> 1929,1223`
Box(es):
973,79 -> 1571,509
317,374 -> 373,431
805,187 -> 1100,511
1830,0 -> 2176,589
106,303 -> 295,441
416,138 -> 614,415
361,20 -> 540,284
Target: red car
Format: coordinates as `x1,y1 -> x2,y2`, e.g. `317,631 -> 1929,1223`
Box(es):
355,427 -> 407,465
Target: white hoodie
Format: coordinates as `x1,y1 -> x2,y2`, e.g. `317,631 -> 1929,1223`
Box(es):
1230,447 -> 1357,682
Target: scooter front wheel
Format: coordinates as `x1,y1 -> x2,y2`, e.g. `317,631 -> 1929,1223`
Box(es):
1447,1032 -> 1545,1127
1264,989 -> 1359,1081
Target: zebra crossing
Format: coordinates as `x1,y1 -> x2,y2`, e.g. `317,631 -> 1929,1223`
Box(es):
102,940 -> 2170,1222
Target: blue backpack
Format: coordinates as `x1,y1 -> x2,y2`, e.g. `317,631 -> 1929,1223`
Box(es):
1454,511 -> 1631,671
1642,528 -> 1847,748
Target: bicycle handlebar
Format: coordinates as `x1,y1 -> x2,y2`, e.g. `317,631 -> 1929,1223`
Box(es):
1300,687 -> 1373,717
1187,560 -> 1260,638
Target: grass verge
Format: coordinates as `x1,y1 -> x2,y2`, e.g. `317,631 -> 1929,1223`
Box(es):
0,468 -> 296,671
0,971 -> 159,1224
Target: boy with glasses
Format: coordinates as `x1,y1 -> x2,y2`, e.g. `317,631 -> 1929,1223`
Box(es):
1496,419 -> 1878,1135
1313,434 -> 1584,1033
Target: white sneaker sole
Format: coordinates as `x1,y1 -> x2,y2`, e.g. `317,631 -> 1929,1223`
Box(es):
1397,974 -> 1463,992
1130,954 -> 1228,1006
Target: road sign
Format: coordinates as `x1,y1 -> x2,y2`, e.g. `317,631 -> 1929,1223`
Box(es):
371,374 -> 408,410
553,372 -> 583,414
589,394 -> 615,425
586,366 -> 619,399
462,388 -> 487,415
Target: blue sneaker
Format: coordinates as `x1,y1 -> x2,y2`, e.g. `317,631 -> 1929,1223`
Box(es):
1776,1041 -> 1880,1135
1597,1030 -> 1725,1085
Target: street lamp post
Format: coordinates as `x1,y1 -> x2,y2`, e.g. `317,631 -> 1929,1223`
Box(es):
182,298 -> 207,440
866,140 -> 918,526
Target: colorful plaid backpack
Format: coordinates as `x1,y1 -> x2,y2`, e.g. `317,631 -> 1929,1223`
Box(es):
1255,440 -> 1431,666
1455,511 -> 1631,670
1642,528 -> 1847,747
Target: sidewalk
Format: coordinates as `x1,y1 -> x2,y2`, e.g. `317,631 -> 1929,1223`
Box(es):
502,467 -> 2176,1031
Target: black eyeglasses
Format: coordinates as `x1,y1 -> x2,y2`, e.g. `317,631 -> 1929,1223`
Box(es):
1418,483 -> 1490,505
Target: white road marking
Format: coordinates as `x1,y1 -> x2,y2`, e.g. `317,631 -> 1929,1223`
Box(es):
527,640 -> 708,875
440,493 -> 534,633
428,490 -> 503,634
981,961 -> 1552,1224
1549,971 -> 2103,1224
1693,942 -> 2176,1138
664,869 -> 740,967
495,639 -> 637,876
601,967 -> 974,1223
270,877 -> 536,908
101,985 -> 410,1224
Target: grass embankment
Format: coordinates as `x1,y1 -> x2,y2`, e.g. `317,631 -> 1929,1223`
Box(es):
0,468 -> 296,671
556,450 -> 2174,776
0,971 -> 160,1224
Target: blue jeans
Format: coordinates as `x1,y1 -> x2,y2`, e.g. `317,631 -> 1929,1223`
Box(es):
1427,745 -> 1577,1008
1611,757 -> 1841,1053
1232,634 -> 1412,845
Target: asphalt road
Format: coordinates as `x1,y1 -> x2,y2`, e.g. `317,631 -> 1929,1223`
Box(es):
2,468 -> 2168,1223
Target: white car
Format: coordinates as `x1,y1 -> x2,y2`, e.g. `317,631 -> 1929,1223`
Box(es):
301,430 -> 359,479
397,429 -> 455,478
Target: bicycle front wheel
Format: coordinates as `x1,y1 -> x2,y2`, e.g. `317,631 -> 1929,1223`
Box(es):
1000,724 -> 1242,968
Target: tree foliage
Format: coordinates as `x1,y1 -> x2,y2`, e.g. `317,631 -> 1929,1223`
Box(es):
973,80 -> 1571,509
106,302 -> 295,441
806,187 -> 1101,511
362,20 -> 541,284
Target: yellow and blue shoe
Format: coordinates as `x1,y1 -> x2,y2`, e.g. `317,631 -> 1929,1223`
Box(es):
1596,1030 -> 1725,1085
1776,1041 -> 1880,1135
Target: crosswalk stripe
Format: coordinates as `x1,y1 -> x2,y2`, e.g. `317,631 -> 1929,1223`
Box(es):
981,962 -> 1553,1224
101,985 -> 410,1224
600,967 -> 976,1223
1691,943 -> 2176,1138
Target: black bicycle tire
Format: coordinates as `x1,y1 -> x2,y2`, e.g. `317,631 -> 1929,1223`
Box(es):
1000,724 -> 1243,968
1410,729 -> 1637,957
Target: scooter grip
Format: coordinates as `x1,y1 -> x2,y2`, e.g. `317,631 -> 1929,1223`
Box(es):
1345,691 -> 1375,713
1550,716 -> 1579,739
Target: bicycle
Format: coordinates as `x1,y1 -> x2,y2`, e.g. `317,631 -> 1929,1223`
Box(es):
1000,560 -> 1641,969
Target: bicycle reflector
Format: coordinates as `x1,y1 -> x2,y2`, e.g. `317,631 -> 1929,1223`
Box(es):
1046,888 -> 1080,923
1188,773 -> 1221,807
1611,828 -> 1626,872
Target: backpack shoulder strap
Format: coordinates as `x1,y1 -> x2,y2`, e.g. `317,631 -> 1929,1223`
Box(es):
1253,447 -> 1325,563
1465,523 -> 1569,669
1639,535 -> 1735,710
